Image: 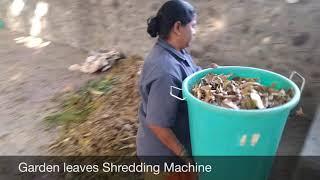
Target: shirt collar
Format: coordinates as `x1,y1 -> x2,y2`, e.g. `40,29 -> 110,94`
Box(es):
156,38 -> 187,61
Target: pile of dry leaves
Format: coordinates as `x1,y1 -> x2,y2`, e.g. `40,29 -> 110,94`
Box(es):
192,73 -> 294,110
50,56 -> 143,156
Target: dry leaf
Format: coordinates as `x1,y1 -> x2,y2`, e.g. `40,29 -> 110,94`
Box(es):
250,90 -> 265,109
192,73 -> 293,110
222,99 -> 240,110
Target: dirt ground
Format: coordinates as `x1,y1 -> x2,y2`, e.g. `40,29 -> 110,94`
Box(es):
0,28 -> 317,156
0,29 -> 102,155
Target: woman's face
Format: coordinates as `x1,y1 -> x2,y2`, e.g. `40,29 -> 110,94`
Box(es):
180,17 -> 197,48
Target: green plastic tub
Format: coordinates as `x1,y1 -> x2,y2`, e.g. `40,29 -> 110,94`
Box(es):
170,66 -> 305,179
0,20 -> 4,29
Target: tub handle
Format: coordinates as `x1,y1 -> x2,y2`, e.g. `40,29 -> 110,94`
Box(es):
170,86 -> 186,101
289,71 -> 305,93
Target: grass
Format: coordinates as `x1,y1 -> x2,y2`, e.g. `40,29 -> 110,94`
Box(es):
45,76 -> 115,125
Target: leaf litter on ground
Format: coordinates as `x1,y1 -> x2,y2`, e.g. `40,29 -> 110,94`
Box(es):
48,56 -> 143,157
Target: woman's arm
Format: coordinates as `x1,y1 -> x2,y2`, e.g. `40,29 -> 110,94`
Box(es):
145,74 -> 189,156
148,125 -> 185,156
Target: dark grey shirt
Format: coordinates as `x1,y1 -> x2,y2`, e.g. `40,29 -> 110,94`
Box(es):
137,38 -> 201,156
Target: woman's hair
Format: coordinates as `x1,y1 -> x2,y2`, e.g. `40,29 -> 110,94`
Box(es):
147,0 -> 195,39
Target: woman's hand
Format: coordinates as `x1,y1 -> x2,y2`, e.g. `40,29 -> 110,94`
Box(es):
210,63 -> 219,68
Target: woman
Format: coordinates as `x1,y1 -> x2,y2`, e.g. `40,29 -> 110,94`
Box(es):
137,0 -> 215,167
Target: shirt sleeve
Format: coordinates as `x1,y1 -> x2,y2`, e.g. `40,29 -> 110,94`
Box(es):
146,74 -> 182,128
